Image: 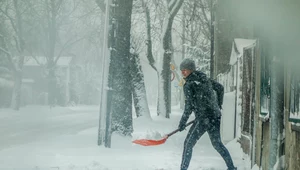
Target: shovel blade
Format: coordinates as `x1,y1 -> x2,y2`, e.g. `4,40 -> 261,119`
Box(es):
132,137 -> 168,146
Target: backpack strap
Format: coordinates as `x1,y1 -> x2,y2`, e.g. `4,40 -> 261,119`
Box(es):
211,79 -> 224,109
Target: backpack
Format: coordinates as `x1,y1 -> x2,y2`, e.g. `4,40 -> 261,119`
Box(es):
191,71 -> 224,111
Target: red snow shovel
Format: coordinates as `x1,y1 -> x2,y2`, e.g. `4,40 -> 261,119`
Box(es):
132,120 -> 195,146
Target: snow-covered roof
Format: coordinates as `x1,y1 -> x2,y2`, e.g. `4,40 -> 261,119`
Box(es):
24,56 -> 72,66
229,39 -> 257,65
0,78 -> 13,88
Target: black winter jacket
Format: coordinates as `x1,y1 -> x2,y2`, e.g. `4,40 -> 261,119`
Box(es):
179,71 -> 224,126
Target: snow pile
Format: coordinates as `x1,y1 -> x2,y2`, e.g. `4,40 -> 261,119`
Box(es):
0,104 -> 252,170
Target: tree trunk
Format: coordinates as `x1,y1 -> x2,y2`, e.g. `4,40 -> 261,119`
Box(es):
141,0 -> 157,72
179,4 -> 187,110
130,53 -> 151,119
47,61 -> 57,107
11,70 -> 22,110
46,0 -> 58,106
10,0 -> 25,110
158,0 -> 184,118
109,0 -> 134,137
159,31 -> 173,118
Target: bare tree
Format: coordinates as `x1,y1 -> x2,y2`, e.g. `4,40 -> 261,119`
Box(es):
131,0 -> 213,117
29,0 -> 86,106
141,0 -> 157,72
0,0 -> 31,110
158,0 -> 184,118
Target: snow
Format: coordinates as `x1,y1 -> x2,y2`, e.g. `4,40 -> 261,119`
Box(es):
259,110 -> 269,122
221,91 -> 235,143
289,112 -> 300,119
273,155 -> 285,170
289,110 -> 300,126
229,39 -> 256,65
0,96 -> 256,170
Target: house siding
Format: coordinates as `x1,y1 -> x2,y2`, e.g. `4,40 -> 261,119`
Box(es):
216,1 -> 300,169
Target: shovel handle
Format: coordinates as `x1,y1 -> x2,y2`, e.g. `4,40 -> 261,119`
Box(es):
166,120 -> 195,138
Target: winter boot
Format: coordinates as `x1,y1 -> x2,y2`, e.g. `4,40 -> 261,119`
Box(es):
227,167 -> 237,170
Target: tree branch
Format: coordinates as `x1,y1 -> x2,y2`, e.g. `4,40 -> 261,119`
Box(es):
163,0 -> 184,50
31,56 -> 43,66
95,0 -> 106,13
0,46 -> 16,72
0,46 -> 10,57
0,7 -> 18,35
168,0 -> 176,12
141,0 -> 157,72
199,0 -> 211,32
169,0 -> 184,20
54,36 -> 85,65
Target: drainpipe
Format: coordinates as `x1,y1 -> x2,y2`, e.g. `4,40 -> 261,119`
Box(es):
269,55 -> 284,170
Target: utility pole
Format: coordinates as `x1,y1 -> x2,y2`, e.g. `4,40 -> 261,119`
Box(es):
98,0 -> 112,147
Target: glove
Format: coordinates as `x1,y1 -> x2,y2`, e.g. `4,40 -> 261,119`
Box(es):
178,122 -> 186,131
178,115 -> 188,131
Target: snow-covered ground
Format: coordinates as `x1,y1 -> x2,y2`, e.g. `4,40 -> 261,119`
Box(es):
0,102 -> 255,170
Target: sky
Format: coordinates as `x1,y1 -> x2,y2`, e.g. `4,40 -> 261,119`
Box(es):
0,93 -> 261,170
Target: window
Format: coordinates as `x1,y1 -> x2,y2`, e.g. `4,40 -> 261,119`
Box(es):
259,55 -> 270,121
289,72 -> 300,125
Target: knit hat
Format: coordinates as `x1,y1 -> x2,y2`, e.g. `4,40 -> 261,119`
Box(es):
180,58 -> 196,71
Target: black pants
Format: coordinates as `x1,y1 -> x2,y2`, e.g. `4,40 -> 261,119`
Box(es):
180,117 -> 235,170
